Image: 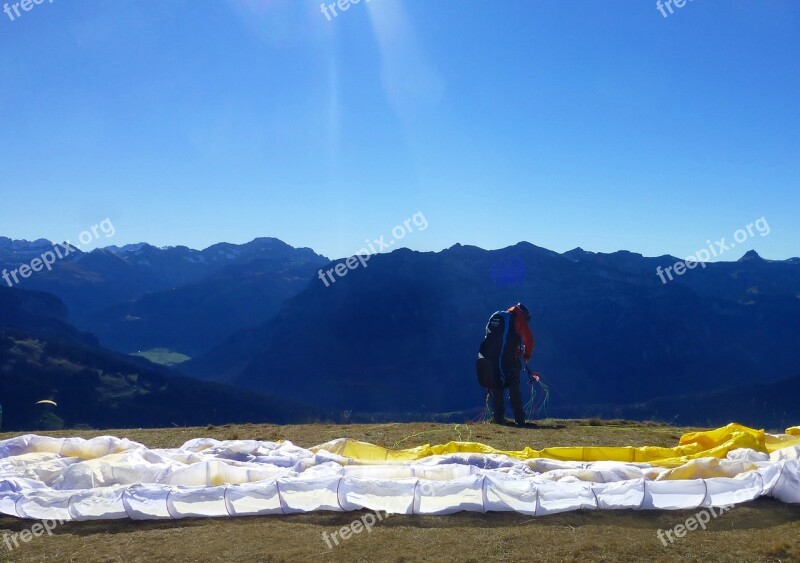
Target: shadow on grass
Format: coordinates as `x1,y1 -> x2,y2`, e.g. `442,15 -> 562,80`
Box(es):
3,498 -> 797,539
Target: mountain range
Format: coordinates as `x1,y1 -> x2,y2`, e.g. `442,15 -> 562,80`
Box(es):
0,285 -> 324,430
186,244 -> 800,425
1,237 -> 327,356
1,235 -> 798,429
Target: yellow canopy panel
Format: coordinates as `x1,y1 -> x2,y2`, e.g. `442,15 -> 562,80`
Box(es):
314,423 -> 800,467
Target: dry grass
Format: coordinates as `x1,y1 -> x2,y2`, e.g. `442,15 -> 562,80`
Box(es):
0,419 -> 798,562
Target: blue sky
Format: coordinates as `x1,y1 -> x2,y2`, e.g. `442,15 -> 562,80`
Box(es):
1,0 -> 798,261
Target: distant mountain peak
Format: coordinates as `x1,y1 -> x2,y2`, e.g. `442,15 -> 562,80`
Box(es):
247,237 -> 283,246
563,247 -> 589,261
0,237 -> 54,250
738,250 -> 765,262
610,249 -> 644,258
105,243 -> 154,255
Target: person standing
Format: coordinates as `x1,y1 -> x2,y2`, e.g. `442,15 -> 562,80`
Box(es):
475,303 -> 534,426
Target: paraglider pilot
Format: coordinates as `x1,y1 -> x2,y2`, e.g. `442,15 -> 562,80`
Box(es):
475,303 -> 534,426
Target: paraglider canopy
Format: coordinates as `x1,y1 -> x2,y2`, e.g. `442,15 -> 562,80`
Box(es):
35,400 -> 57,407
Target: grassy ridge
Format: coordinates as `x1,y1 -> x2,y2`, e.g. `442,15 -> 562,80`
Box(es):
0,333 -> 324,431
0,420 -> 798,562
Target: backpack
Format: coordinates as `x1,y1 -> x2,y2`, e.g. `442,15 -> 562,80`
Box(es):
475,311 -> 514,388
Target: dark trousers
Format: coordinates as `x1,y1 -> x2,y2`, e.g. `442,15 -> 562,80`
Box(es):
490,369 -> 525,424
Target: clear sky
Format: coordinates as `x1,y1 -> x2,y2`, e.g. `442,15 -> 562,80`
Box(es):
1,0 -> 798,261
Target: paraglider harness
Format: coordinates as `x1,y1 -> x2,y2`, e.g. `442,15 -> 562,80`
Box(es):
475,310 -> 516,389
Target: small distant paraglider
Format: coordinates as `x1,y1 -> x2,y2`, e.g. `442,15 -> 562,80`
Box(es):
35,400 -> 57,407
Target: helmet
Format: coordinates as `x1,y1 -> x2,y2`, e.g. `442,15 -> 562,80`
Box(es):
511,303 -> 531,321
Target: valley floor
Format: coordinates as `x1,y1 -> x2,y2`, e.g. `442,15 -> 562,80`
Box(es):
1,420 -> 798,562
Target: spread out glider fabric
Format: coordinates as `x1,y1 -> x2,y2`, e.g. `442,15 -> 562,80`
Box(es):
0,424 -> 797,520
